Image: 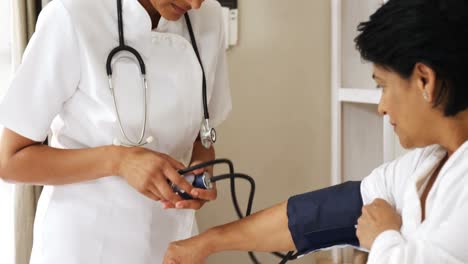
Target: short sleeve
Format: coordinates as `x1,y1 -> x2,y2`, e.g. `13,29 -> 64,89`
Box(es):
360,162 -> 397,206
360,148 -> 425,206
207,17 -> 231,128
0,1 -> 80,142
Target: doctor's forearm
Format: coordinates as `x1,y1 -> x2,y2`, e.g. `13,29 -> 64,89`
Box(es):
198,202 -> 295,254
0,144 -> 121,185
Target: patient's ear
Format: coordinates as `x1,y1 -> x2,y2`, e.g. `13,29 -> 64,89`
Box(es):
414,63 -> 437,103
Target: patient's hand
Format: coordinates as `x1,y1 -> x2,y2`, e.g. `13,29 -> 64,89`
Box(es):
356,198 -> 402,250
163,238 -> 210,264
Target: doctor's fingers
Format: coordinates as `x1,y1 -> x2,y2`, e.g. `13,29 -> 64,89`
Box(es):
169,189 -> 217,210
157,153 -> 185,170
190,186 -> 217,201
143,190 -> 161,202
187,161 -> 207,176
175,199 -> 206,210
161,200 -> 176,209
146,184 -> 163,201
151,175 -> 184,204
187,166 -> 205,176
162,165 -> 194,195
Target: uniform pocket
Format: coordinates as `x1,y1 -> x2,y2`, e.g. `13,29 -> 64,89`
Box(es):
41,194 -> 103,264
97,200 -> 153,264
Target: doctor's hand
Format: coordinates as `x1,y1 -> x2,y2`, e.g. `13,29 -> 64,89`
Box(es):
161,160 -> 217,210
356,198 -> 402,250
116,147 -> 193,204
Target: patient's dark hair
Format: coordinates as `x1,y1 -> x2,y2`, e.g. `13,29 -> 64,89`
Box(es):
355,0 -> 468,116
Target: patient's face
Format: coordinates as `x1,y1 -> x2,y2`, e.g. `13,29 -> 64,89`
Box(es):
374,65 -> 435,149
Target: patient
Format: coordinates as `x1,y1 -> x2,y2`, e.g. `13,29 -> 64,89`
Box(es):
164,0 -> 468,263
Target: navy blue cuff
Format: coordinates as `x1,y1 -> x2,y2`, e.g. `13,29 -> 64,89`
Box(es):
287,181 -> 363,255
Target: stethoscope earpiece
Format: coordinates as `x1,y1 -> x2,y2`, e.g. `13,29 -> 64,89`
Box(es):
146,136 -> 154,144
113,136 -> 154,147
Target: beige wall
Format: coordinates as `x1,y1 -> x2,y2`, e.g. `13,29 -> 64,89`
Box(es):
196,0 -> 331,263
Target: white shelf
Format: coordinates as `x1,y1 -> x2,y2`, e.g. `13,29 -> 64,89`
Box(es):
331,1 -> 394,263
342,103 -> 383,181
338,88 -> 381,104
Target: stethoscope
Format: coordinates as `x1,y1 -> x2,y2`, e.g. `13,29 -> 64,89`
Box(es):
106,0 -> 216,149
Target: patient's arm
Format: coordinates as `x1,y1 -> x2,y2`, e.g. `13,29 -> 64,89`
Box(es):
164,181 -> 363,264
163,202 -> 294,264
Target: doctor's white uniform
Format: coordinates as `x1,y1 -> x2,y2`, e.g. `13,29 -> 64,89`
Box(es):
0,0 -> 231,263
362,141 -> 468,263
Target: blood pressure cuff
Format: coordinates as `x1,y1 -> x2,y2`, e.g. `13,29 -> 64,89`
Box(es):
287,181 -> 362,256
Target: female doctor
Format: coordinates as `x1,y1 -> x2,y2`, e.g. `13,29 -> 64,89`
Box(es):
0,0 -> 231,263
163,0 -> 468,263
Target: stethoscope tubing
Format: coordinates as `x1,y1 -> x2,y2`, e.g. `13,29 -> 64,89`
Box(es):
184,13 -> 209,120
107,0 -> 212,147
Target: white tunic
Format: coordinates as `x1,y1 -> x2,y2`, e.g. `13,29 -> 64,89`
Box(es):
0,0 -> 231,263
361,141 -> 468,263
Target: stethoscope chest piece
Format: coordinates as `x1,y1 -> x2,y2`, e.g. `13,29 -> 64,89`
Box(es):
200,119 -> 216,149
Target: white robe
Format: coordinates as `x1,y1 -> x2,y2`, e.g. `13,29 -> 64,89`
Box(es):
361,140 -> 468,263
